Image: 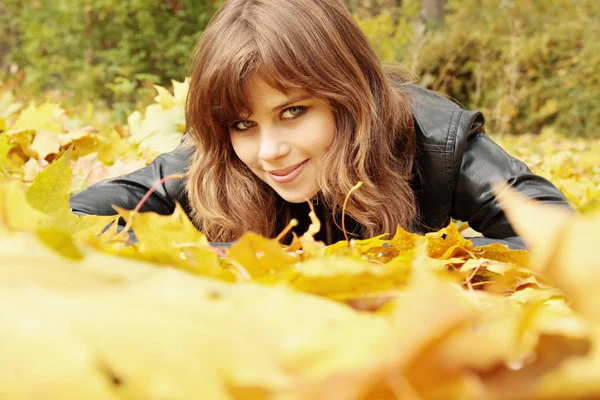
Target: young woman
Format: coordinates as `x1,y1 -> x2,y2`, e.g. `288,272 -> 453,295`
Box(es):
70,0 -> 570,249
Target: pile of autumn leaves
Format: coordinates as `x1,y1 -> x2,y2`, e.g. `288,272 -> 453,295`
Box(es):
1,82 -> 600,399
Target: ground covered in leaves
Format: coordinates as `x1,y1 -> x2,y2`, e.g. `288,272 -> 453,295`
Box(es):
1,82 -> 600,399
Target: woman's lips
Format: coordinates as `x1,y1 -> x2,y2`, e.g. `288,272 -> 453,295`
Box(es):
268,160 -> 308,183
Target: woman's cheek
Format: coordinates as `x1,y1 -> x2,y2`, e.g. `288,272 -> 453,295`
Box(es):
231,136 -> 257,168
230,137 -> 245,163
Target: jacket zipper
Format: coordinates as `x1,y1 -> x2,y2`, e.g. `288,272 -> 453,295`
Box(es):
325,215 -> 332,245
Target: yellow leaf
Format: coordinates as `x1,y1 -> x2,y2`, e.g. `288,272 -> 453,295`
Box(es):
9,102 -> 64,134
57,126 -> 97,147
172,78 -> 190,105
25,147 -> 72,214
127,104 -> 184,154
386,271 -> 479,363
114,205 -> 231,280
41,206 -> 117,241
509,287 -> 561,304
0,232 -> 398,398
459,258 -> 511,275
0,180 -> 44,231
29,130 -> 61,159
324,233 -> 388,257
71,152 -> 145,190
22,157 -> 49,183
152,79 -> 190,109
116,202 -> 208,246
388,224 -> 424,253
324,226 -> 421,263
534,323 -> 600,398
6,128 -> 34,156
36,227 -> 84,260
408,293 -> 589,400
472,242 -> 530,268
153,84 -> 176,108
493,183 -> 600,319
425,222 -> 474,259
227,232 -> 298,279
283,256 -> 411,301
0,133 -> 14,169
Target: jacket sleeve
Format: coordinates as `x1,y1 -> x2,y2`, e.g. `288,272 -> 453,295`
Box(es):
69,145 -> 193,217
451,112 -> 573,245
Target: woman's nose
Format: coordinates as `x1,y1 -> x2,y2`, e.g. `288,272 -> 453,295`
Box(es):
258,129 -> 290,162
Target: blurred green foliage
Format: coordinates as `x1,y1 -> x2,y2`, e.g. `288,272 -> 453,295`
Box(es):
0,0 -> 219,109
357,0 -> 600,137
1,0 -> 598,136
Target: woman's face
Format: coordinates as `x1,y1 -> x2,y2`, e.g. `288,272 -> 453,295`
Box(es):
229,77 -> 335,203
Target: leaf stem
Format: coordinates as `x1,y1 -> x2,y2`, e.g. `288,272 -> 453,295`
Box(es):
342,181 -> 363,244
275,218 -> 298,243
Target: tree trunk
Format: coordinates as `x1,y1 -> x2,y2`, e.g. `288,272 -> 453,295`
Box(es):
420,0 -> 445,23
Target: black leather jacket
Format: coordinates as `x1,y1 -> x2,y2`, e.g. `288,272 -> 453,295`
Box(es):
70,85 -> 570,248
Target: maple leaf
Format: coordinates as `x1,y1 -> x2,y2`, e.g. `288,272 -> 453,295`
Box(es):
425,221 -> 475,259
113,205 -> 233,280
0,147 -> 114,247
471,242 -> 530,269
227,232 -> 298,280
22,157 -> 49,182
324,226 -> 421,263
172,78 -> 190,105
127,104 -> 184,154
29,130 -> 61,159
71,152 -> 145,191
153,78 -> 189,109
8,102 -> 65,135
282,255 -> 411,301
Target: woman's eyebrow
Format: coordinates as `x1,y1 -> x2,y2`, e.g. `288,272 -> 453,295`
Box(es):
272,94 -> 313,113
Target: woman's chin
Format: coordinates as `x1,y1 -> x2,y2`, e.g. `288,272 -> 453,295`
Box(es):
276,189 -> 319,204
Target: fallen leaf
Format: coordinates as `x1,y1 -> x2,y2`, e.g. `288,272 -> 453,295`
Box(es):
283,255 -> 411,301
493,183 -> 600,319
26,147 -> 73,214
111,204 -> 233,281
425,221 -> 474,259
30,130 -> 61,159
71,152 -> 145,190
9,102 -> 64,135
227,232 -> 298,279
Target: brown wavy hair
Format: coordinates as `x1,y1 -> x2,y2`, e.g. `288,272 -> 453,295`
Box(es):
185,0 -> 417,242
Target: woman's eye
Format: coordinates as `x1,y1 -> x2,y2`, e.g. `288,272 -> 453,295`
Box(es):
282,106 -> 306,119
232,120 -> 255,131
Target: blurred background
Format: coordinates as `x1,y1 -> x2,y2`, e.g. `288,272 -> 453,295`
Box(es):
0,0 -> 599,137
